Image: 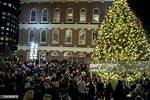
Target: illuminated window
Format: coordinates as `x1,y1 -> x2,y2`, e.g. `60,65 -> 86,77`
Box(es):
0,37 -> 4,40
7,12 -> 11,16
5,37 -> 9,41
1,27 -> 4,30
92,8 -> 99,23
80,8 -> 86,22
66,8 -> 73,22
2,12 -> 6,15
41,8 -> 48,22
53,8 -> 60,22
52,29 -> 59,44
30,8 -> 36,22
78,29 -> 86,44
40,29 -> 47,43
65,29 -> 72,44
8,3 -> 12,7
3,3 -> 7,6
28,29 -> 35,42
2,16 -> 6,19
6,28 -> 9,31
7,22 -> 10,26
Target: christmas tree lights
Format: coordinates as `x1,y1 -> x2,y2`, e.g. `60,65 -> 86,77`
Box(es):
92,0 -> 150,63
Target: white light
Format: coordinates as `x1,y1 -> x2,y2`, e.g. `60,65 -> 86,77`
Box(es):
30,56 -> 33,59
8,3 -> 12,7
3,3 -> 7,5
29,42 -> 38,60
34,57 -> 37,59
31,42 -> 35,46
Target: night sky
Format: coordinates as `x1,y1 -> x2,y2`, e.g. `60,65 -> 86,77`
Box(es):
128,0 -> 150,26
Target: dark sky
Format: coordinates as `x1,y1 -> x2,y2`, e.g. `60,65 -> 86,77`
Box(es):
128,0 -> 150,26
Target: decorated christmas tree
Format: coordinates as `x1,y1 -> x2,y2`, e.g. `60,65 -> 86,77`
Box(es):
92,0 -> 150,63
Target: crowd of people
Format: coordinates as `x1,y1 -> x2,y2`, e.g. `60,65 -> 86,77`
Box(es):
0,56 -> 150,100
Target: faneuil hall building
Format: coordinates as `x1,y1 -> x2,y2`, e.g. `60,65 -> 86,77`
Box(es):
18,0 -> 112,64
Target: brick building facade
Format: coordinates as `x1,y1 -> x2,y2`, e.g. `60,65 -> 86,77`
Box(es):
18,0 -> 112,63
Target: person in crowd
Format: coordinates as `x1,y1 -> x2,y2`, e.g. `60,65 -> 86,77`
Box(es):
88,80 -> 95,100
23,90 -> 34,100
114,80 -> 124,100
104,82 -> 114,100
77,77 -> 86,100
43,94 -> 52,100
0,56 -> 150,100
132,83 -> 143,100
95,78 -> 104,99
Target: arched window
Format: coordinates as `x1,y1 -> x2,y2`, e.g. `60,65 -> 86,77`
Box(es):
80,8 -> 86,22
51,51 -> 59,60
41,8 -> 48,22
28,29 -> 35,42
30,8 -> 36,22
92,30 -> 97,44
65,29 -> 72,44
66,8 -> 73,22
64,52 -> 73,64
53,8 -> 60,22
92,8 -> 99,23
52,29 -> 59,44
78,29 -> 86,44
78,52 -> 85,64
40,29 -> 47,43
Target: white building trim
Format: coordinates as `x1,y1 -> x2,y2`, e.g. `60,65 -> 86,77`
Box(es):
19,24 -> 98,30
18,46 -> 93,53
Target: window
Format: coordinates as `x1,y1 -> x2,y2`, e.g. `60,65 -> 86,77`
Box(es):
63,52 -> 73,64
92,8 -> 99,23
40,29 -> 47,43
65,29 -> 72,44
2,16 -> 6,19
0,37 -> 4,40
80,8 -> 86,22
52,29 -> 59,44
2,12 -> 6,15
30,9 -> 36,22
41,8 -> 48,22
7,12 -> 11,16
78,29 -> 86,44
92,30 -> 97,44
6,28 -> 9,31
8,3 -> 12,7
53,8 -> 60,22
1,27 -> 4,30
3,3 -> 7,6
66,8 -> 73,22
7,22 -> 10,26
51,51 -> 59,60
78,53 -> 85,64
28,29 -> 35,42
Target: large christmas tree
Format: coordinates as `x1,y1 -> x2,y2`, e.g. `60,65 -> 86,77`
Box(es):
92,0 -> 150,63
